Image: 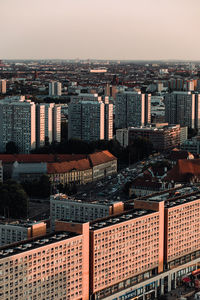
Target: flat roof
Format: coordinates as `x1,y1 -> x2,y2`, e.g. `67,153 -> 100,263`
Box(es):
89,209 -> 155,231
51,194 -> 119,206
0,220 -> 45,229
0,231 -> 79,259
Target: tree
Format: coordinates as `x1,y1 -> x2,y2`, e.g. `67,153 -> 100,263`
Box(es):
22,175 -> 51,198
5,141 -> 19,154
0,181 -> 28,218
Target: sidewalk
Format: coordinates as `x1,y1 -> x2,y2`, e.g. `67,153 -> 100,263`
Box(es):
164,286 -> 195,299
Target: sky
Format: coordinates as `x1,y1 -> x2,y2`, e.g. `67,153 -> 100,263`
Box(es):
1,0 -> 200,60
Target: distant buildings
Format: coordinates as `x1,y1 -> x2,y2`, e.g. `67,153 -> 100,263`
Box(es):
49,81 -> 62,97
0,96 -> 36,153
115,91 -> 151,129
68,95 -> 113,141
165,92 -> 200,130
116,124 -> 187,151
0,79 -> 6,94
0,96 -> 61,153
181,136 -> 200,154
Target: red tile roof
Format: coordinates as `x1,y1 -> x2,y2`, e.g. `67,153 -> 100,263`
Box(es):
88,150 -> 117,166
168,150 -> 194,161
166,159 -> 200,183
47,158 -> 91,174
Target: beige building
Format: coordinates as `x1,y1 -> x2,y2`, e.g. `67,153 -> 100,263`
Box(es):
0,222 -> 89,300
0,79 -> 6,94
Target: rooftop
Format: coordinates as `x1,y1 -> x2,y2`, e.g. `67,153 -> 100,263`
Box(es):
89,209 -> 154,230
0,231 -> 79,259
0,219 -> 45,229
51,193 -> 119,205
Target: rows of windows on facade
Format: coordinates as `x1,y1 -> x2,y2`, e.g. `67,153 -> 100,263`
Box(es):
0,95 -> 61,154
1,186 -> 200,299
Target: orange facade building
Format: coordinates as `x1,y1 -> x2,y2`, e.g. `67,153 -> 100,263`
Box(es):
1,186 -> 200,300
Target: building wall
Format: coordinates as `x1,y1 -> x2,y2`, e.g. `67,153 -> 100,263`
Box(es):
90,211 -> 161,295
115,92 -> 151,129
92,160 -> 117,181
0,222 -> 46,247
164,199 -> 200,263
0,233 -> 87,300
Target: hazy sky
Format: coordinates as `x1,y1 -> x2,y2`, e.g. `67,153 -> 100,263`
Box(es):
1,0 -> 200,60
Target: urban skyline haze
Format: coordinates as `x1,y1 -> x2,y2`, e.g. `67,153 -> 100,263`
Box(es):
1,0 -> 200,60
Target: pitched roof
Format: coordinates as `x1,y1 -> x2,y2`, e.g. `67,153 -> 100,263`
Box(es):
166,159 -> 200,183
168,150 -> 194,161
88,150 -> 117,166
47,158 -> 91,174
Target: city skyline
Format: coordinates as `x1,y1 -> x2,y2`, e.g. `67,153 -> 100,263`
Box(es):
1,0 -> 200,60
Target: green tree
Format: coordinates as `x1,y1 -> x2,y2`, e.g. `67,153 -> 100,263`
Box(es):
0,181 -> 28,218
5,141 -> 19,154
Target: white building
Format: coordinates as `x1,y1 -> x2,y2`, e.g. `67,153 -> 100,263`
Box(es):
50,193 -> 124,228
165,92 -> 197,129
0,161 -> 3,183
0,97 -> 36,153
36,104 -> 45,148
49,81 -> 62,97
68,96 -> 105,141
0,96 -> 61,153
0,220 -> 46,246
43,103 -> 61,143
115,91 -> 151,129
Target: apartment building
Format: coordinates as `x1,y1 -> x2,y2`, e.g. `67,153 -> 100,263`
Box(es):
115,91 -> 151,129
50,193 -> 124,227
0,220 -> 46,247
0,97 -> 36,153
0,161 -> 3,183
49,81 -> 62,97
165,92 -> 200,130
36,104 -> 45,148
89,205 -> 164,300
68,95 -> 113,142
116,124 -> 184,151
1,186 -> 200,300
0,223 -> 89,300
0,79 -> 6,94
0,97 -> 61,153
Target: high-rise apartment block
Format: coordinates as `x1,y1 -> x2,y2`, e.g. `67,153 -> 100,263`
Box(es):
49,81 -> 62,97
0,96 -> 36,153
2,186 -> 200,299
0,96 -> 61,153
165,92 -> 200,130
68,95 -> 113,141
0,223 -> 89,300
115,91 -> 151,129
0,79 -> 6,94
36,105 -> 45,148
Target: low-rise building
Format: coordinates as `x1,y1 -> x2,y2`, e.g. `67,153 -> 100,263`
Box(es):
116,124 -> 185,151
9,151 -> 117,185
50,193 -> 124,228
0,220 -> 46,246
